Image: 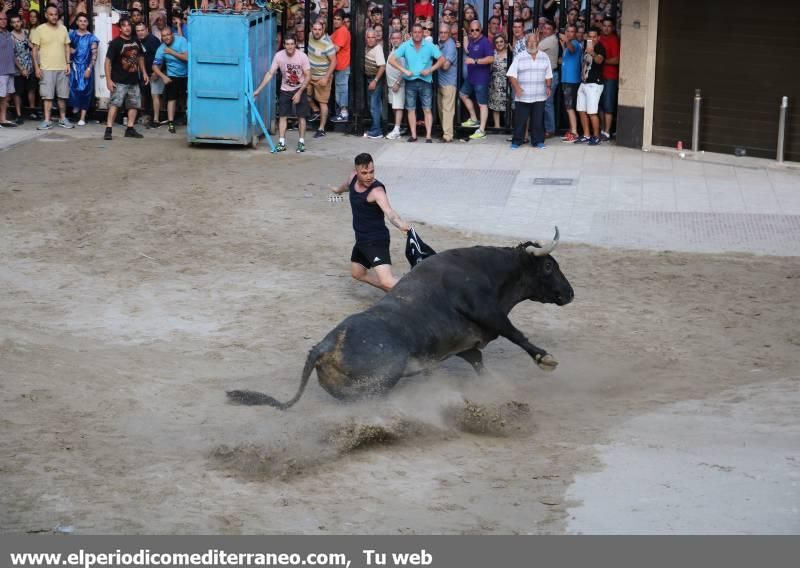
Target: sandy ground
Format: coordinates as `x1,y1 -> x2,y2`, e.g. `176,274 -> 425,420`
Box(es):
1,133 -> 799,534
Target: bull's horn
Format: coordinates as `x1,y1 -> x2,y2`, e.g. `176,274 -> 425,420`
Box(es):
527,226 -> 560,257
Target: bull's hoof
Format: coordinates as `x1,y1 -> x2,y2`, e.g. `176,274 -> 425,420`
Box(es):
536,353 -> 558,371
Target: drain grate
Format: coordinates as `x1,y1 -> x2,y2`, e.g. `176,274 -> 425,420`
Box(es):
533,178 -> 574,186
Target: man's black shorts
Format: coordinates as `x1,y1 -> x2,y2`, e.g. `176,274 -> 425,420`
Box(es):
165,76 -> 188,101
561,82 -> 578,110
351,240 -> 391,269
279,88 -> 310,118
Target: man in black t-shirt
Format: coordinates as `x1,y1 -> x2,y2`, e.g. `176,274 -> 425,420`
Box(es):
575,28 -> 605,145
104,18 -> 149,140
135,21 -> 161,127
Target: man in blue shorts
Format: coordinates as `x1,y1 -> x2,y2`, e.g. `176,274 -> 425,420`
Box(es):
388,23 -> 445,143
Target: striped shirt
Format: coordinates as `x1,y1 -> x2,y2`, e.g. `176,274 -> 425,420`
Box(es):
307,34 -> 336,79
505,50 -> 552,103
364,44 -> 385,78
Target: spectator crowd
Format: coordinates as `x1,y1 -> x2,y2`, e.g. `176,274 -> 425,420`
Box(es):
0,0 -> 621,150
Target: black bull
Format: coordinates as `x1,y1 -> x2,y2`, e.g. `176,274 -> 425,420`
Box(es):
227,228 -> 574,410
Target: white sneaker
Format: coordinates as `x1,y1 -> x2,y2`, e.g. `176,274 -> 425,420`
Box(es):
123,118 -> 128,126
385,130 -> 401,140
77,120 -> 86,127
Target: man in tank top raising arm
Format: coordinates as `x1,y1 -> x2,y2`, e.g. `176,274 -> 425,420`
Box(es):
330,153 -> 411,292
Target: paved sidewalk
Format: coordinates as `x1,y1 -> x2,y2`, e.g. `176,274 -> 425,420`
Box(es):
4,123 -> 799,255
372,137 -> 800,256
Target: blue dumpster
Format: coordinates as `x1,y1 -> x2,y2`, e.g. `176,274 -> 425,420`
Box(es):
187,9 -> 276,147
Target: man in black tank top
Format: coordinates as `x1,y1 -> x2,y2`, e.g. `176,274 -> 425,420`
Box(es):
330,153 -> 411,292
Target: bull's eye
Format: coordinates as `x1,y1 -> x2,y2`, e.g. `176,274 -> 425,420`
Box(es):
543,260 -> 553,274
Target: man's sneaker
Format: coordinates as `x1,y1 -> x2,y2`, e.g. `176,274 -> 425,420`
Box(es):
366,133 -> 383,139
0,121 -> 18,128
59,118 -> 74,129
385,130 -> 401,140
37,120 -> 53,130
124,127 -> 143,138
273,142 -> 287,152
296,141 -> 305,153
313,129 -> 326,138
29,112 -> 40,120
600,131 -> 611,142
562,131 -> 578,142
510,143 -> 520,150
535,142 -> 546,149
461,118 -> 479,128
587,136 -> 601,145
104,127 -> 112,140
14,117 -> 24,125
573,135 -> 590,144
309,111 -> 320,122
77,119 -> 86,126
168,121 -> 176,133
469,129 -> 486,140
330,113 -> 348,123
407,136 -> 418,142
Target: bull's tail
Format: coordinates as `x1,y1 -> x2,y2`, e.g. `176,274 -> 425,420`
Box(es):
226,345 -> 324,410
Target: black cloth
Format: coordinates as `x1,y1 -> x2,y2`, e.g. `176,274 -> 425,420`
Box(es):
139,33 -> 161,72
405,228 -> 436,268
351,240 -> 391,268
583,41 -> 605,85
106,36 -> 144,85
513,100 -> 545,146
348,176 -> 389,243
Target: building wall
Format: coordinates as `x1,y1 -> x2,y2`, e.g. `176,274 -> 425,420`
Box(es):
616,0 -> 658,149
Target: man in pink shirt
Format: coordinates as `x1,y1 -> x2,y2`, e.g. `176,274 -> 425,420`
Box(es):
254,34 -> 311,153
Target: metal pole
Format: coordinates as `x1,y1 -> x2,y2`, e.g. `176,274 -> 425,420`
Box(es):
777,96 -> 788,163
455,0 -> 464,133
303,0 -> 310,54
692,88 -> 701,153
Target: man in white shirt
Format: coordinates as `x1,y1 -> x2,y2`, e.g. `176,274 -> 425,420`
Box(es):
506,33 -> 552,149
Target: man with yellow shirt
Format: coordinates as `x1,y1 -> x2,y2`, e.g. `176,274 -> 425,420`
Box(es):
30,4 -> 73,129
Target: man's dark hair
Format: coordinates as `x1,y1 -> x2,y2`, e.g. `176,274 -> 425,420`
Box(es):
568,8 -> 579,16
542,18 -> 554,27
74,12 -> 89,20
333,9 -> 345,20
118,17 -> 131,29
513,18 -> 525,25
130,8 -> 142,16
284,33 -> 296,43
371,7 -> 382,15
602,16 -> 615,25
412,22 -> 424,31
589,26 -> 602,34
45,3 -> 59,12
354,153 -> 373,168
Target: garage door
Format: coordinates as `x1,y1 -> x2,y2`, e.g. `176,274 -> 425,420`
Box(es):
652,0 -> 800,161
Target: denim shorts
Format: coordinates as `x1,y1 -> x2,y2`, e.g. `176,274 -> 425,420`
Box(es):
404,79 -> 433,110
459,80 -> 489,105
600,79 -> 618,113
